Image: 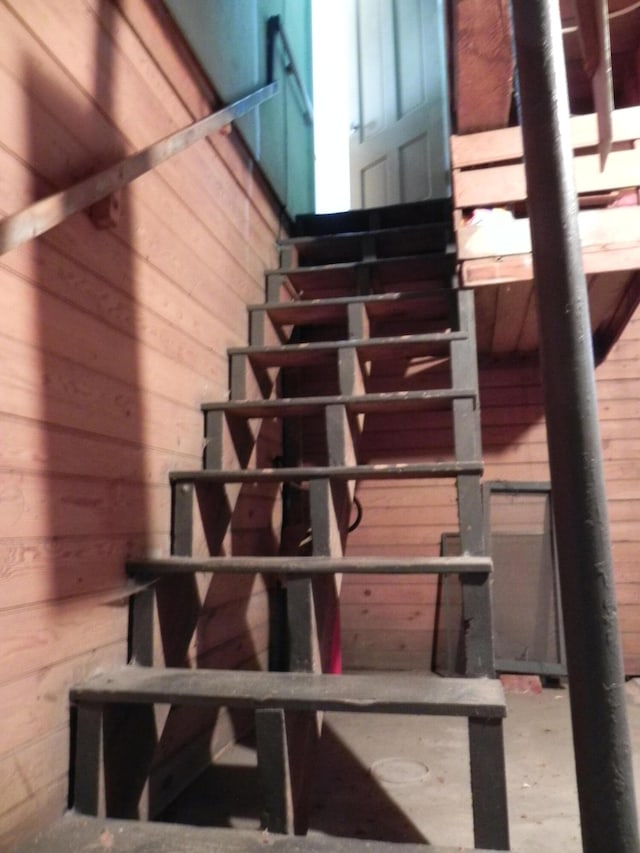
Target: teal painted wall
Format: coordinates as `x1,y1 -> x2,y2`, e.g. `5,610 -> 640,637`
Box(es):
165,0 -> 314,217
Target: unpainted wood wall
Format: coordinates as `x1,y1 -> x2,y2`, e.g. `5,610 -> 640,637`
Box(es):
342,306 -> 640,675
0,0 -> 281,846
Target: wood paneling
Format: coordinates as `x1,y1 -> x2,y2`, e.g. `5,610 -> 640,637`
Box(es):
0,0 -> 281,844
343,307 -> 640,676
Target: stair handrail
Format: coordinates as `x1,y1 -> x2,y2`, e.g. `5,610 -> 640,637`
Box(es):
0,82 -> 278,257
267,15 -> 314,126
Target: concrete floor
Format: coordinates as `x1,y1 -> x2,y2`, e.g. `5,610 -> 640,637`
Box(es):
163,678 -> 640,851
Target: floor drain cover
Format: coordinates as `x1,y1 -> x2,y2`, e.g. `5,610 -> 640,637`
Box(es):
370,757 -> 430,786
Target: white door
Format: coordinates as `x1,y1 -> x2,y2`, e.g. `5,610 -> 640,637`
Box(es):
349,0 -> 450,209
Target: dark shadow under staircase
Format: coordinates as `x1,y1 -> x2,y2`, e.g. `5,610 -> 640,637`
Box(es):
18,201 -> 510,852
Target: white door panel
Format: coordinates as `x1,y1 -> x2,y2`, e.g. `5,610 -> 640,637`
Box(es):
350,0 -> 449,209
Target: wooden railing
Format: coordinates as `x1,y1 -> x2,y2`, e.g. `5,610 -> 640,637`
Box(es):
0,83 -> 278,257
450,105 -> 640,284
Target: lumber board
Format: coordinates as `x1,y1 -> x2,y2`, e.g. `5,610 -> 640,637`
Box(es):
15,814 -> 500,853
450,105 -> 640,168
0,265 -> 217,405
252,289 -> 451,326
203,389 -> 476,419
171,461 -> 483,484
1,245 -> 227,384
457,206 -> 640,261
5,0 -> 277,280
0,726 -> 68,819
0,594 -> 128,684
71,667 -> 506,717
0,777 -> 68,853
128,555 -> 492,576
0,415 -> 199,484
453,148 -> 640,208
0,641 -> 125,758
0,327 -> 204,449
231,331 -> 467,367
0,82 -> 277,255
112,0 -> 283,236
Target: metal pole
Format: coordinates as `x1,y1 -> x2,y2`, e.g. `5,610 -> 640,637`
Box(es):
509,2 -> 639,851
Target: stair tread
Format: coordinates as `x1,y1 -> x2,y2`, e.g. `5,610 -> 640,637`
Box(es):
128,554 -> 493,577
170,461 -> 483,484
281,221 -> 450,249
249,290 -> 452,325
279,224 -> 451,266
71,668 -> 506,717
269,252 -> 454,279
230,332 -> 466,367
202,389 -> 476,418
16,814 -> 502,853
293,198 -> 453,236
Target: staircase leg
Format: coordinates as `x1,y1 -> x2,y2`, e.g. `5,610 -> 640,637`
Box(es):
468,717 -> 510,850
255,708 -> 295,834
73,703 -> 105,816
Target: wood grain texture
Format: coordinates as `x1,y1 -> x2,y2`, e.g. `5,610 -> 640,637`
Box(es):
0,0 -> 282,844
452,0 -> 513,133
343,311 -> 640,675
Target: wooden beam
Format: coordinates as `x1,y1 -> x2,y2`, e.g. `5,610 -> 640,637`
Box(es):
0,83 -> 277,256
452,0 -> 513,133
450,105 -> 640,168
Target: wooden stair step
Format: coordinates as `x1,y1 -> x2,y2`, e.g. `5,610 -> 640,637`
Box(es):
127,554 -> 493,578
16,814 -> 502,853
280,223 -> 451,266
202,389 -> 477,419
249,290 -> 452,327
230,332 -> 467,368
293,198 -> 453,236
170,461 -> 483,485
269,254 -> 455,298
71,668 -> 506,718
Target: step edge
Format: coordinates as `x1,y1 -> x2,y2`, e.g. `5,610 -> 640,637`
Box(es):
127,555 -> 493,576
70,667 -> 506,717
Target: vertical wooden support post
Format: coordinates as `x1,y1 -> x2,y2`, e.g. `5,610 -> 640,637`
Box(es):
286,574 -> 320,672
249,308 -> 267,346
129,586 -> 155,667
452,285 -> 509,848
205,410 -> 254,471
468,717 -> 510,850
309,477 -> 343,671
73,703 -> 105,816
256,709 -> 295,835
172,482 -> 194,557
511,2 -> 639,849
451,287 -> 495,677
229,353 -> 247,400
266,273 -> 287,303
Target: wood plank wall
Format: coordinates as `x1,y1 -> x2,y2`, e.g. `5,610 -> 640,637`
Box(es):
342,306 -> 640,675
0,1 -> 281,846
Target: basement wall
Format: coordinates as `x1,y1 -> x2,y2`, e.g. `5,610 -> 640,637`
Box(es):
0,0 -> 281,846
342,305 -> 640,675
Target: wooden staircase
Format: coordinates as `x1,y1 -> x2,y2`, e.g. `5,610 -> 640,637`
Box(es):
18,201 -> 510,852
